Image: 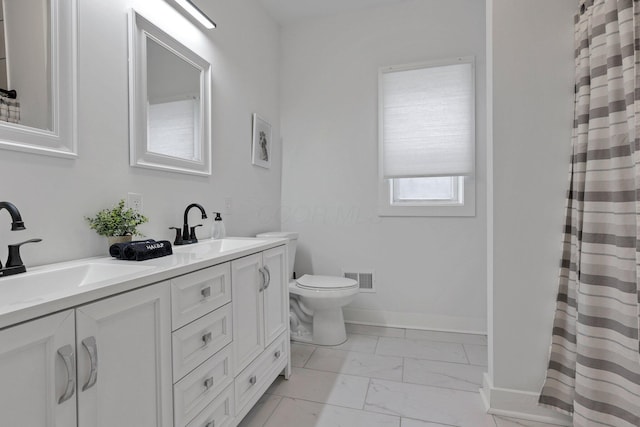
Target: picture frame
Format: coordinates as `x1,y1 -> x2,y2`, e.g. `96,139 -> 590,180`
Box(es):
251,113 -> 271,169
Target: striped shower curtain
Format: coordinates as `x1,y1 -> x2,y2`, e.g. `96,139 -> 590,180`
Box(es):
538,0 -> 640,426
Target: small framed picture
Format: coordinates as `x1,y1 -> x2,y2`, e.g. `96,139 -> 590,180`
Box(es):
251,113 -> 271,169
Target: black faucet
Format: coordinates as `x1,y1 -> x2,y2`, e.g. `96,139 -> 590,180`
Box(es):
0,201 -> 25,230
170,203 -> 207,245
0,201 -> 42,277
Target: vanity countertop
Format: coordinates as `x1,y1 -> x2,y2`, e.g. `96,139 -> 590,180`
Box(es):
0,237 -> 287,330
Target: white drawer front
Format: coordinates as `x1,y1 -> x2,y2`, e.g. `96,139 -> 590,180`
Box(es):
171,263 -> 231,330
173,303 -> 233,381
174,344 -> 234,427
234,333 -> 288,415
185,383 -> 235,427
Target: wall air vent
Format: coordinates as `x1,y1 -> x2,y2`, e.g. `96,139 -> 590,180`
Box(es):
342,270 -> 375,292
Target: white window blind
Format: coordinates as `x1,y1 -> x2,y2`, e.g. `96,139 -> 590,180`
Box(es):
380,58 -> 475,179
147,97 -> 200,161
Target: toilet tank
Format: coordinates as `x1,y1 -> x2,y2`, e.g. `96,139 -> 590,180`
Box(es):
256,231 -> 298,279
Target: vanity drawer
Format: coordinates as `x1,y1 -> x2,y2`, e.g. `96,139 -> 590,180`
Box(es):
174,344 -> 234,427
171,263 -> 231,330
185,383 -> 235,427
173,303 -> 233,381
234,332 -> 288,415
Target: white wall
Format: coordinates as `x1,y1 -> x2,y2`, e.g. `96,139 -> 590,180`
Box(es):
0,0 -> 281,266
483,0 -> 574,422
280,0 -> 487,332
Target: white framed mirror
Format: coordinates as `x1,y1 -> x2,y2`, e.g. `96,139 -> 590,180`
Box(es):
0,0 -> 77,158
128,9 -> 211,176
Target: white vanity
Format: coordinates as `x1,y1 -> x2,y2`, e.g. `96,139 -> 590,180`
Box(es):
0,237 -> 290,427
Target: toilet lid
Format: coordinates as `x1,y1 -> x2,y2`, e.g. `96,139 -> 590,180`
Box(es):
295,274 -> 359,290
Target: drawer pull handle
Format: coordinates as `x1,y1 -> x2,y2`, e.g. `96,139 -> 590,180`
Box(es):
249,375 -> 257,385
274,350 -> 281,359
201,287 -> 211,299
203,377 -> 214,389
202,332 -> 212,346
205,421 -> 215,427
258,267 -> 266,292
263,265 -> 271,290
57,345 -> 76,404
81,336 -> 98,391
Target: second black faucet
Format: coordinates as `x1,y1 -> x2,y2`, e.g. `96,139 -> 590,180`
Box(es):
170,203 -> 207,245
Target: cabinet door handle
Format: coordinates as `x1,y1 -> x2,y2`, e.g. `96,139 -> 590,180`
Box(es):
203,376 -> 214,390
249,375 -> 257,385
202,332 -> 212,346
57,344 -> 76,404
258,267 -> 266,292
274,350 -> 281,359
201,286 -> 211,300
81,336 -> 98,391
263,265 -> 271,290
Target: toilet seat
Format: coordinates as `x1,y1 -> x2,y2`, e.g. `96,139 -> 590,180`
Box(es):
295,274 -> 358,291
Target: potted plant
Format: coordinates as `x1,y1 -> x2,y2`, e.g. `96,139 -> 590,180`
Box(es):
85,199 -> 148,246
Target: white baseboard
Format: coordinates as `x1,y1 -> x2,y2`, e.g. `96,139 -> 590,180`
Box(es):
342,307 -> 486,334
481,373 -> 572,426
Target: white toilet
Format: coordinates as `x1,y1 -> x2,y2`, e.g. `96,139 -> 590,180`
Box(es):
256,231 -> 359,345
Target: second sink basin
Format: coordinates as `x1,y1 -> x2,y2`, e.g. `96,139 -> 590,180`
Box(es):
173,238 -> 269,259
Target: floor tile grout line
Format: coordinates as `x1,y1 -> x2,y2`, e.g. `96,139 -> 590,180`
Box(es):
362,377 -> 372,410
402,354 -> 487,367
257,395 -> 285,427
301,345 -> 317,368
358,375 -> 487,396
402,415 -> 460,427
288,365 -> 402,382
308,344 -> 388,357
287,365 -> 485,396
381,334 -> 488,349
267,391 -> 378,413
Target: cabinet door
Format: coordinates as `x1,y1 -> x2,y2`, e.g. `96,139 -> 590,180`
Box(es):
0,310 -> 76,427
262,245 -> 288,345
232,253 -> 265,373
76,282 -> 173,427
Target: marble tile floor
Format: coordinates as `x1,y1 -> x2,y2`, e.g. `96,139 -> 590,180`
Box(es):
238,324 -> 559,427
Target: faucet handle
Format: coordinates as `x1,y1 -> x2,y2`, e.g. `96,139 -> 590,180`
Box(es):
6,238 -> 43,268
189,224 -> 203,241
169,227 -> 183,245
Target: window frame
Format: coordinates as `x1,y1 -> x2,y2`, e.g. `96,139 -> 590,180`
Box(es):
377,57 -> 476,217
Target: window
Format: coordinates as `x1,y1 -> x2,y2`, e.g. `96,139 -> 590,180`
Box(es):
148,97 -> 201,161
378,57 -> 475,217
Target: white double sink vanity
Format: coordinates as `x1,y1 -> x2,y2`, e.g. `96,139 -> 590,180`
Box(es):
0,237 -> 290,427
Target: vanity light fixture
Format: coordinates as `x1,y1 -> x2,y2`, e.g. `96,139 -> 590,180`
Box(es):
175,0 -> 216,29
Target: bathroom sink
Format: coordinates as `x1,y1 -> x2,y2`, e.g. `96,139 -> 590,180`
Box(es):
0,262 -> 155,310
174,238 -> 269,258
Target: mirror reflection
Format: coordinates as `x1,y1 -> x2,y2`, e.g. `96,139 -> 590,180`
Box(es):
146,37 -> 201,161
0,0 -> 52,130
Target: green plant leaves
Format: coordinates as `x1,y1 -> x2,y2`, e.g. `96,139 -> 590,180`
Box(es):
85,199 -> 148,237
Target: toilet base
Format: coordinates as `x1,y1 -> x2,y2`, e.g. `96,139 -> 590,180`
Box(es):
291,307 -> 347,346
313,307 -> 347,345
